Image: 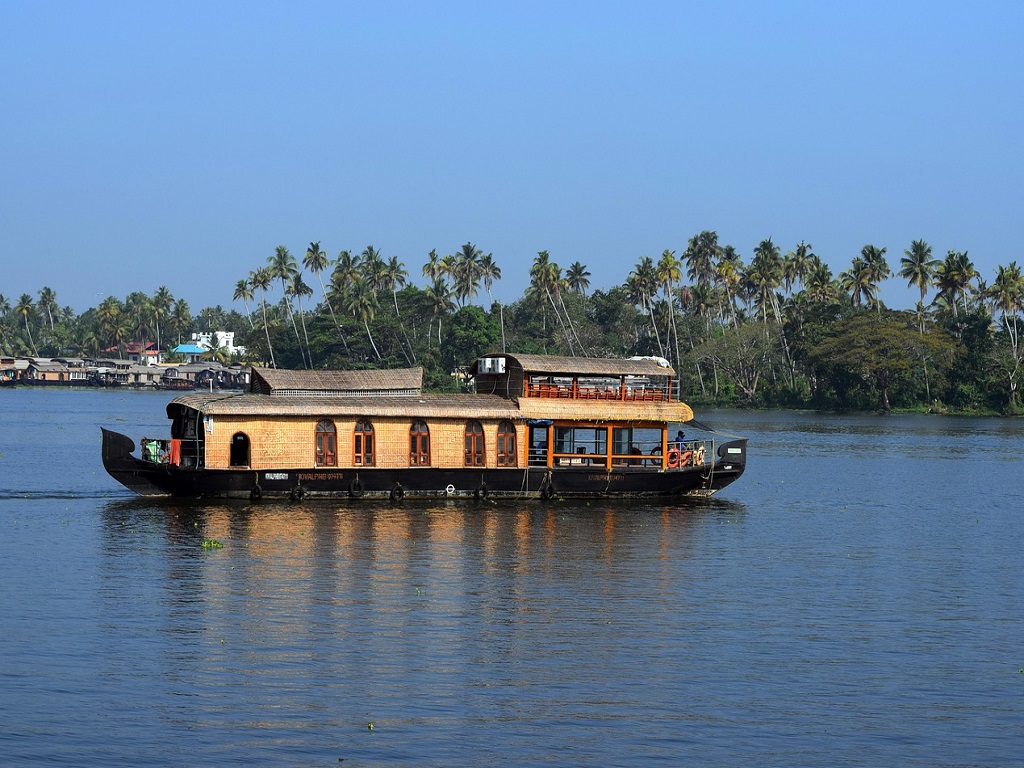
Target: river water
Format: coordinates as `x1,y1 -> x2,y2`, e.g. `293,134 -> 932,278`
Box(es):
1,388 -> 1021,766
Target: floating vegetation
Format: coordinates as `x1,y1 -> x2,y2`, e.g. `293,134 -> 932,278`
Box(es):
201,539 -> 224,550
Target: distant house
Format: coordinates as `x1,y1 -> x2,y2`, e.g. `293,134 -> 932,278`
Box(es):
102,342 -> 162,365
159,362 -> 251,390
172,344 -> 208,364
24,359 -> 69,383
1,356 -> 19,384
126,364 -> 162,387
191,331 -> 246,358
53,357 -> 91,383
92,358 -> 133,386
125,341 -> 162,365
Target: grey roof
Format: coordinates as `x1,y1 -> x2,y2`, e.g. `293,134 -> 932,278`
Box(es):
478,353 -> 675,378
250,366 -> 423,395
168,391 -> 517,420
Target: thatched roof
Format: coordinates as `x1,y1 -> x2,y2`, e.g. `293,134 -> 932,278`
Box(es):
517,397 -> 693,423
168,390 -> 693,423
477,353 -> 675,378
250,366 -> 423,395
168,392 -> 518,420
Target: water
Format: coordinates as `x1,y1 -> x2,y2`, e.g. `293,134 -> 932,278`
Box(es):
1,389 -> 1021,766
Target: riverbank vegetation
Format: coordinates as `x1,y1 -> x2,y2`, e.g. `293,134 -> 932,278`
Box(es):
3,234 -> 1022,414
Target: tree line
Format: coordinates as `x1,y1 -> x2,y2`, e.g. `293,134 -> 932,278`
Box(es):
3,233 -> 1022,413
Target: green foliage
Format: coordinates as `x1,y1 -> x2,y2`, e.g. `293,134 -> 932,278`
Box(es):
805,311 -> 959,411
441,306 -> 500,372
6,234 -> 1024,416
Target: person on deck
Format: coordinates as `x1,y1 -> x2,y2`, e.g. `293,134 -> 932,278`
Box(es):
675,430 -> 686,451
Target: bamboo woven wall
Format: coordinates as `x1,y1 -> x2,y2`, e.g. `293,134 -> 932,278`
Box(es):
204,415 -> 525,470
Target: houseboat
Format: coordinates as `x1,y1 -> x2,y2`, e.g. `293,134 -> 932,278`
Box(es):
101,353 -> 747,500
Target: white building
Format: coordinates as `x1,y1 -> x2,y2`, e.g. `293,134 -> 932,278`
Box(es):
191,331 -> 246,358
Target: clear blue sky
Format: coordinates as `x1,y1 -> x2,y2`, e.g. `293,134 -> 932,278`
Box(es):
2,0 -> 1022,313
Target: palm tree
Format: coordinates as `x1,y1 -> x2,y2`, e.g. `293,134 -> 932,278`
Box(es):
304,241 -> 345,347
169,298 -> 192,348
862,244 -> 890,314
453,242 -> 483,307
744,238 -> 795,387
269,245 -> 304,361
97,296 -> 122,350
839,255 -> 878,309
287,272 -> 314,368
935,250 -> 978,317
804,261 -> 838,305
233,279 -> 255,328
125,291 -> 154,363
531,251 -> 579,354
422,249 -> 443,282
343,276 -> 381,360
782,241 -> 815,294
478,252 -> 503,349
16,294 -> 38,356
685,230 -> 720,289
477,252 -> 501,304
359,245 -> 386,292
566,261 -> 591,297
714,244 -> 744,327
656,250 -> 683,369
249,267 -> 276,367
899,240 -> 937,302
424,275 -> 456,346
625,256 -> 663,357
383,255 -> 408,317
383,254 -> 414,365
742,239 -> 783,324
37,287 -> 57,330
989,261 -> 1024,358
150,285 -> 173,357
331,250 -> 358,297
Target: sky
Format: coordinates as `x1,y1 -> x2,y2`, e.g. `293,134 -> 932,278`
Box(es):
2,0 -> 1022,314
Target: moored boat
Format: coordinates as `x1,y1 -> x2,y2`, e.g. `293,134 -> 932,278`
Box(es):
101,353 -> 747,500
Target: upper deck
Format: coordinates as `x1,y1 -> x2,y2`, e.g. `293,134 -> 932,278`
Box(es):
473,353 -> 676,404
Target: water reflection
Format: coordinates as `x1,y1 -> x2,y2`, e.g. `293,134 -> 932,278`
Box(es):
92,498 -> 747,761
97,499 -> 745,641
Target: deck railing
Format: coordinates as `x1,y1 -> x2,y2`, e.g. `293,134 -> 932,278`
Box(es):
526,381 -> 669,402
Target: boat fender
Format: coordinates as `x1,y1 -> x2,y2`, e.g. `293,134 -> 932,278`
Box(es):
250,484 -> 262,501
390,483 -> 404,503
679,451 -> 693,468
541,482 -> 555,500
666,447 -> 680,468
290,486 -> 305,502
349,477 -> 364,498
475,482 -> 489,501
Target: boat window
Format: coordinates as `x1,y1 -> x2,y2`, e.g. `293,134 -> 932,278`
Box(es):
612,426 -> 664,466
230,432 -> 250,467
354,419 -> 375,466
316,420 -> 337,467
528,425 -> 549,466
497,421 -> 517,467
410,420 -> 430,466
464,420 -> 485,466
554,426 -> 606,466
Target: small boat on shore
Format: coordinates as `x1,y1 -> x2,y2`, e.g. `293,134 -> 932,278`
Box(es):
101,353 -> 747,500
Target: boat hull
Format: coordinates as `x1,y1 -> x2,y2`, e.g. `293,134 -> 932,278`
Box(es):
102,428 -> 746,500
